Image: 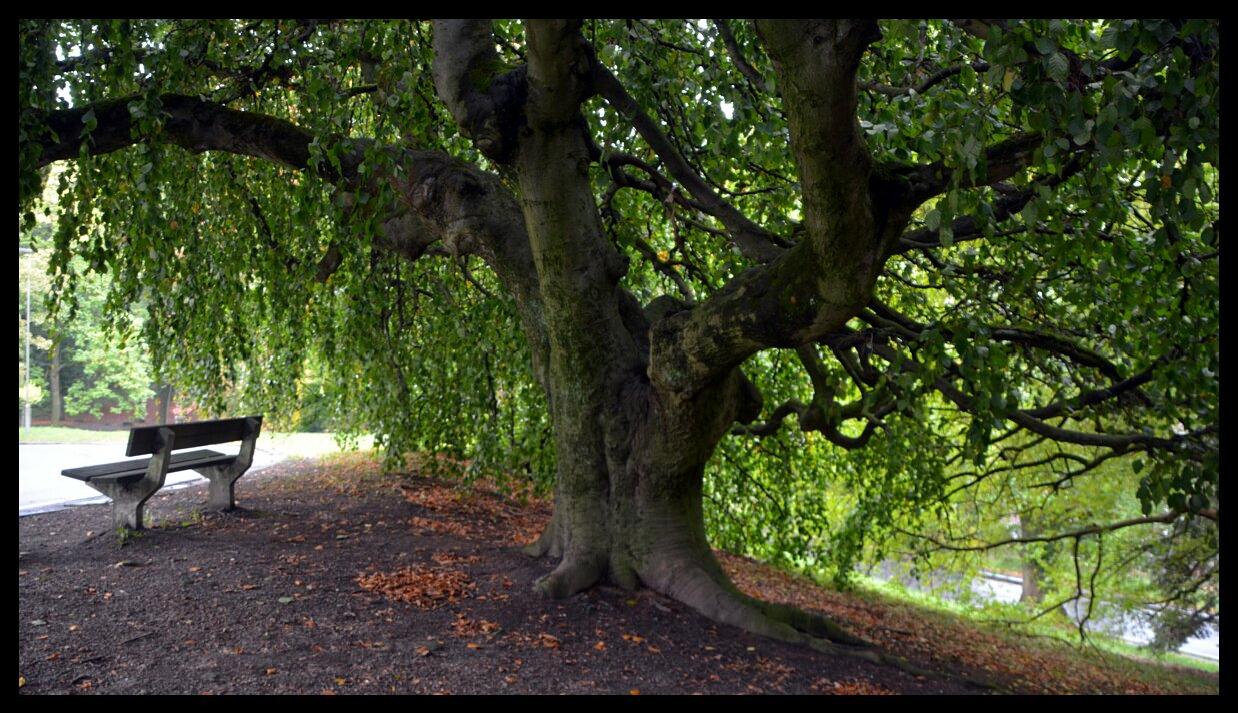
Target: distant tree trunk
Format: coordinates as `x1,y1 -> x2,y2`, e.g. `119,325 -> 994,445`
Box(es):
1018,516 -> 1052,605
1020,556 -> 1045,604
157,384 -> 173,424
49,341 -> 62,423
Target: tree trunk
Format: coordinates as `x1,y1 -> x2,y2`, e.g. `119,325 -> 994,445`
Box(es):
49,341 -> 61,423
1017,516 -> 1059,608
1020,557 -> 1045,604
1017,518 -> 1041,603
523,365 -> 877,657
522,361 -> 754,589
509,21 -> 885,659
157,384 -> 173,424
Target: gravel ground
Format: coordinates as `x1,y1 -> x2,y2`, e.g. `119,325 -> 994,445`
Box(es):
18,456 -> 982,695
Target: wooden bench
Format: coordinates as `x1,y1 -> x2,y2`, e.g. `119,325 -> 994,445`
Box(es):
61,416 -> 263,530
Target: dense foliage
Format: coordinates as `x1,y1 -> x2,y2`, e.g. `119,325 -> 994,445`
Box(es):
18,19 -> 1218,648
20,207 -> 154,422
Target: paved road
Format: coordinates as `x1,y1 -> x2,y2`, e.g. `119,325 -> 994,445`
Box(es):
19,442 -> 286,516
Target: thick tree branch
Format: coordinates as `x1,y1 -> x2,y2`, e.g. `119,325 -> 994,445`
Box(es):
431,19 -> 528,164
733,343 -> 893,449
926,361 -> 1182,451
733,395 -> 884,449
29,85 -> 553,392
598,149 -> 713,217
866,298 -> 1125,382
1020,364 -> 1155,420
895,132 -> 1044,212
854,338 -> 1191,453
590,61 -> 787,262
649,21 -> 896,397
732,399 -> 804,438
713,19 -> 767,88
890,155 -> 1085,257
889,20 -> 1190,221
755,19 -> 885,260
35,93 -> 329,175
863,61 -> 991,98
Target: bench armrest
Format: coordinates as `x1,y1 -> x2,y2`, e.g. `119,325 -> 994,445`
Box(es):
231,418 -> 262,473
138,426 -> 176,490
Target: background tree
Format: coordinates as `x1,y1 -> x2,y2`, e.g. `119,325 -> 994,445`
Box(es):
58,267 -> 154,419
18,19 -> 1218,661
18,244 -> 53,419
20,169 -> 158,424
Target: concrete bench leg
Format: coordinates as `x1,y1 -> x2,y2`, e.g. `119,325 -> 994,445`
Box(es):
200,465 -> 243,511
88,427 -> 174,532
88,478 -> 162,530
200,419 -> 260,512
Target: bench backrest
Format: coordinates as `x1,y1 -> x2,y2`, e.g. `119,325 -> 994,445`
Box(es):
126,415 -> 263,456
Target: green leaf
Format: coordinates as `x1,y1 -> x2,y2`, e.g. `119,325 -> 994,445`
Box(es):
80,108 -> 97,133
1021,200 -> 1039,224
1045,52 -> 1069,84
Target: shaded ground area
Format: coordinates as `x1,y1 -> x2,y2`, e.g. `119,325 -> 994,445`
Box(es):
19,453 -> 1216,695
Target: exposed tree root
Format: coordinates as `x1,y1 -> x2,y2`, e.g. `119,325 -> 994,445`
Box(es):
747,596 -> 873,648
533,552 -> 607,599
521,512 -> 562,559
637,553 -> 1010,693
524,514 -> 612,598
523,524 -> 1008,691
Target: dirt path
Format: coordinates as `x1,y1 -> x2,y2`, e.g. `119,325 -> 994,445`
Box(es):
18,454 -> 979,695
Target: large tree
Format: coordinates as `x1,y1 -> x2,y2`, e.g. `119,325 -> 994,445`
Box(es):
18,19 -> 1218,661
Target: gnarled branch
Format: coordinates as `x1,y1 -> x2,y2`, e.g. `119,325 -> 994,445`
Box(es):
590,60 -> 787,262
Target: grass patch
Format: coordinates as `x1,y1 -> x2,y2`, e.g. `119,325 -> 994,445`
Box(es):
19,425 -> 374,455
854,574 -> 1217,675
836,570 -> 1218,687
718,550 -> 1216,693
19,426 -> 130,444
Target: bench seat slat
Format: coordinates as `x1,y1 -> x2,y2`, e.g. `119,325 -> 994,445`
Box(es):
61,449 -> 236,482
